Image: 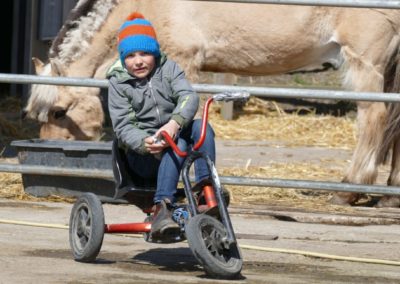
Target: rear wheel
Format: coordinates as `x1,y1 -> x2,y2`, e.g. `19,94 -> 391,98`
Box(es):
186,214 -> 242,279
69,193 -> 105,262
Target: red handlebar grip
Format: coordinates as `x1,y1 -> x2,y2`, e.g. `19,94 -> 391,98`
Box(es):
193,98 -> 213,151
160,130 -> 187,157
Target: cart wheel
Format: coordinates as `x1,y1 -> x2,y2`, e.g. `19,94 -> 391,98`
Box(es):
186,214 -> 242,279
69,192 -> 105,262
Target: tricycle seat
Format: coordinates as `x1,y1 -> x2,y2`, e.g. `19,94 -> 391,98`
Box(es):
112,138 -> 157,209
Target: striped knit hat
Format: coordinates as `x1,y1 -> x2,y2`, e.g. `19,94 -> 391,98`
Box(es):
118,12 -> 160,63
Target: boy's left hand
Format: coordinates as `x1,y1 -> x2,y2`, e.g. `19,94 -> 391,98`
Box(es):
155,120 -> 181,142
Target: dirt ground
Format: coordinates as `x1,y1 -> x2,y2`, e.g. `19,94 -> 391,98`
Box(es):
1,136 -> 399,283
2,70 -> 399,282
1,140 -> 400,283
0,140 -> 400,284
1,119 -> 399,283
1,199 -> 400,283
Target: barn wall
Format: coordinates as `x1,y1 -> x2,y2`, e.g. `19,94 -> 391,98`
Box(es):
8,0 -> 78,98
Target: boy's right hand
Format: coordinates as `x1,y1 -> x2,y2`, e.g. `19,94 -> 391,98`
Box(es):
144,136 -> 167,154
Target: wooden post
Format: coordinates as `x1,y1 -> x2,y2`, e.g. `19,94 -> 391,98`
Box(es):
221,100 -> 234,120
214,73 -> 237,120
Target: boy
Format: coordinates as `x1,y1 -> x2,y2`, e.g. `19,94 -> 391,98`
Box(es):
107,13 -> 216,238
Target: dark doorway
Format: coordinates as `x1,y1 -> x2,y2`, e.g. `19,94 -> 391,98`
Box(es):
0,1 -> 13,95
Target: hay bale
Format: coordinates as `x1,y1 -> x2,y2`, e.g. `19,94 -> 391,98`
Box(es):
218,159 -> 357,212
211,97 -> 356,149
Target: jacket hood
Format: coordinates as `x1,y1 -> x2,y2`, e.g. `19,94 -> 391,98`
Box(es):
106,52 -> 168,82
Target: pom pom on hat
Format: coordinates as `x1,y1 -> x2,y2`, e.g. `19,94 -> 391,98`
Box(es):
126,12 -> 145,21
118,12 -> 160,63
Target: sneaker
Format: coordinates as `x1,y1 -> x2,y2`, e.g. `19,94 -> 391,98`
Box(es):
151,199 -> 180,238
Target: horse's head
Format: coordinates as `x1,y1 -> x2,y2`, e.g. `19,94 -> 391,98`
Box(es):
25,57 -> 104,141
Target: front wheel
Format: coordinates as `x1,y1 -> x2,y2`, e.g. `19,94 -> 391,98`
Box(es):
186,214 -> 242,279
69,192 -> 105,262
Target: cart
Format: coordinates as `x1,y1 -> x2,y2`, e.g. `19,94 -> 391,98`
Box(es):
68,92 -> 250,279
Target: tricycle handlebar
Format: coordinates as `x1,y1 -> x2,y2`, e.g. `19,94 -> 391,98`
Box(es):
160,92 -> 251,157
213,91 -> 250,102
160,129 -> 187,157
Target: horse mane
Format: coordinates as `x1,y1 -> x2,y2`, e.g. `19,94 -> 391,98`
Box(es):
25,63 -> 58,122
49,0 -> 118,66
49,0 -> 96,59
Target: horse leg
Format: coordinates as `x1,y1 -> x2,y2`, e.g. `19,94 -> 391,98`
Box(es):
330,102 -> 387,205
328,11 -> 400,206
376,140 -> 400,207
330,54 -> 387,205
331,102 -> 387,205
375,45 -> 400,208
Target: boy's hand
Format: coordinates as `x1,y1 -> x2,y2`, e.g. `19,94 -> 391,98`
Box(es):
144,136 -> 166,154
155,120 -> 181,142
145,120 -> 181,155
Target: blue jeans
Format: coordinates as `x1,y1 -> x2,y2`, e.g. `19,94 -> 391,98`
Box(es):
127,119 -> 216,204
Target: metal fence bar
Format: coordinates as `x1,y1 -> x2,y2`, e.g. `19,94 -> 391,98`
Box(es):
0,163 -> 113,179
2,73 -> 400,195
219,177 -> 400,196
187,0 -> 400,9
1,73 -> 400,103
1,163 -> 399,196
192,83 -> 400,103
0,73 -> 108,88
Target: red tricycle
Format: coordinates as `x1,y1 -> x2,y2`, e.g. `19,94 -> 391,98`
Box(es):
68,92 -> 249,279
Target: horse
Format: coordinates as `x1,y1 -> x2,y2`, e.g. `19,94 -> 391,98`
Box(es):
24,0 -> 400,207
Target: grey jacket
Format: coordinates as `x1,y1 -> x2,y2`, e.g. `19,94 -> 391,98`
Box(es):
107,54 -> 199,154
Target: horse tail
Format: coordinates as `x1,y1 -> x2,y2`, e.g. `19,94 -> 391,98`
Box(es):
377,44 -> 400,164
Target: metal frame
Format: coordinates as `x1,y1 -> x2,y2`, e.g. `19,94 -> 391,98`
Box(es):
186,0 -> 400,9
1,72 -> 400,196
181,149 -> 237,244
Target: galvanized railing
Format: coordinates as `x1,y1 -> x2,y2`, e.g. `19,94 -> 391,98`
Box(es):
1,162 -> 400,196
1,73 -> 400,195
1,73 -> 400,102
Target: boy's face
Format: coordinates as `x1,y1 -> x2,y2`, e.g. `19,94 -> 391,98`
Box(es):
124,51 -> 156,79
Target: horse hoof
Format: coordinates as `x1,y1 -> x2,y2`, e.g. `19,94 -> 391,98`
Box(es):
376,196 -> 400,208
329,192 -> 360,206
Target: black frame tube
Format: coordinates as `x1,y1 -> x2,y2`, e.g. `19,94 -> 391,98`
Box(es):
181,151 -> 237,244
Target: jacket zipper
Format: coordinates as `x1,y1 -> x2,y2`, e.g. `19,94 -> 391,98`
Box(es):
148,79 -> 162,125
